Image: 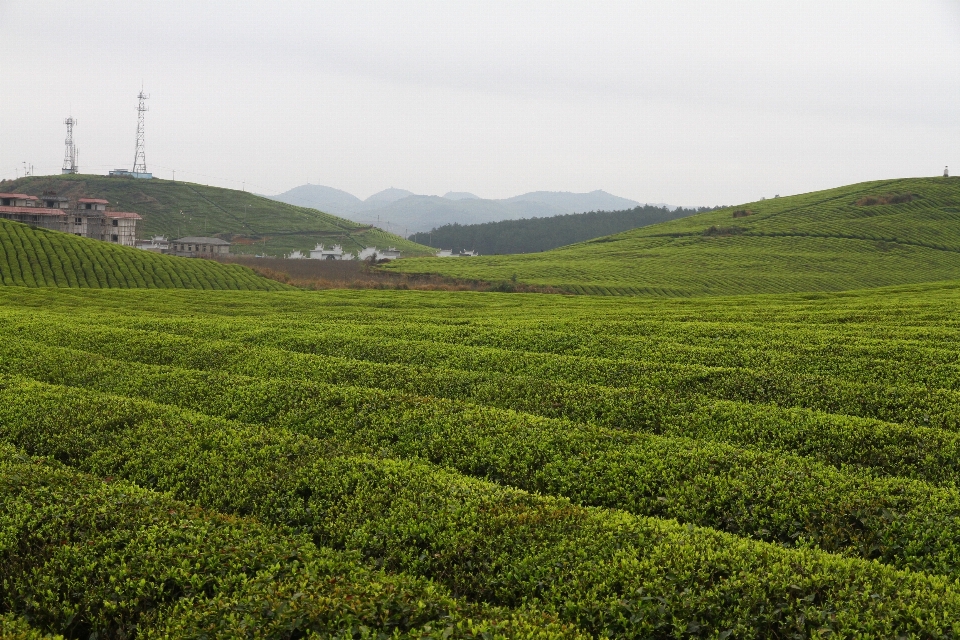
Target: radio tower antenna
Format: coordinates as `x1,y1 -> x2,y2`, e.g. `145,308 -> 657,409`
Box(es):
132,87 -> 149,174
62,117 -> 78,174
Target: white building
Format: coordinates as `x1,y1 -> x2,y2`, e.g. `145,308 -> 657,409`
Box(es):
310,243 -> 351,260
136,236 -> 169,252
357,246 -> 401,261
287,249 -> 306,259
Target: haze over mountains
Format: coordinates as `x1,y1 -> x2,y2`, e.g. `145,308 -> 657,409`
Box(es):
268,184 -> 654,233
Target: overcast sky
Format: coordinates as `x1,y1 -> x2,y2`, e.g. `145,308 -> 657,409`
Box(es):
1,1 -> 958,205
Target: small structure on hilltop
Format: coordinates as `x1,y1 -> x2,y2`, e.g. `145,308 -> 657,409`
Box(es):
170,236 -> 230,258
946,166 -> 950,178
287,249 -> 306,259
0,192 -> 142,246
436,249 -> 478,257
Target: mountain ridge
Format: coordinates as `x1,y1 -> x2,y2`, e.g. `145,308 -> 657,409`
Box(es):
268,184 -> 645,232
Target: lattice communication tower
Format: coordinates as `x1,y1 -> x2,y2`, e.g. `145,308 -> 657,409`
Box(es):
132,90 -> 149,174
62,117 -> 78,174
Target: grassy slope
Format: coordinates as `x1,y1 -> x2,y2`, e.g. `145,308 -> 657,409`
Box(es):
0,174 -> 432,257
386,177 -> 960,295
0,219 -> 287,290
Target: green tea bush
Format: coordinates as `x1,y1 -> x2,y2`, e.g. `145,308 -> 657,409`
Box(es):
0,443 -> 579,640
2,379 -> 960,637
0,219 -> 287,290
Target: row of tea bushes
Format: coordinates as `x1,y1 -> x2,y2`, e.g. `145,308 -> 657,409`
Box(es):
0,442 -> 578,639
2,378 -> 960,637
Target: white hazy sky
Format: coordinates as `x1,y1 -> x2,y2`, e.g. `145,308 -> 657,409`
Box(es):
1,1 -> 958,205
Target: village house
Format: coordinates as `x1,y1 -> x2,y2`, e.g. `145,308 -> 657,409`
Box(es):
170,236 -> 231,257
0,192 -> 142,246
309,243 -> 354,260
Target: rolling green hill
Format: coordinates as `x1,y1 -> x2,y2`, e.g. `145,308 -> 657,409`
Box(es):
0,174 -> 433,257
406,204 -> 702,255
386,177 -> 960,295
0,219 -> 287,290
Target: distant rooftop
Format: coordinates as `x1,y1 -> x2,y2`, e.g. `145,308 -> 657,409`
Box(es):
78,198 -> 110,204
0,193 -> 38,200
173,236 -> 230,245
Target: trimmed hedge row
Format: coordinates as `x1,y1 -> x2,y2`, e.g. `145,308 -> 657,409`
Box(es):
3,378 -> 960,637
0,442 -> 579,640
7,347 -> 960,577
0,219 -> 286,290
7,333 -> 960,491
5,308 -> 960,434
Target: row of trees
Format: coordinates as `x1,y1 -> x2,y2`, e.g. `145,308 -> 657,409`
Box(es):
409,204 -> 721,254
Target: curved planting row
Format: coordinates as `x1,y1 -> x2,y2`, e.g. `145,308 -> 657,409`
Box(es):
7,345 -> 960,576
5,313 -> 960,445
3,378 -> 960,638
0,219 -> 286,290
0,442 -> 576,639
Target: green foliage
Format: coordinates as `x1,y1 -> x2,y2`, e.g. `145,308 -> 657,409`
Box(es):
388,177 -> 960,295
2,379 -> 960,637
0,219 -> 287,290
0,614 -> 63,639
5,282 -> 960,633
0,442 -> 579,639
407,205 -> 699,254
0,175 -> 433,257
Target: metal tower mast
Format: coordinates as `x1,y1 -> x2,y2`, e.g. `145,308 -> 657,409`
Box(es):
62,117 -> 78,174
132,89 -> 149,174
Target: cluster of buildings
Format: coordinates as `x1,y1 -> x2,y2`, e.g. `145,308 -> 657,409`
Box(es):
0,192 -> 141,246
291,243 -> 401,261
0,191 -> 235,258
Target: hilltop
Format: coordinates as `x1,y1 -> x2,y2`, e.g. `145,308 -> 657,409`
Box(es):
0,218 -> 286,290
269,184 -> 642,232
407,204 -> 701,255
386,177 -> 960,296
0,174 -> 432,257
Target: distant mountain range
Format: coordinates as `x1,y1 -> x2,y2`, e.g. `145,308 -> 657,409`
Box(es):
267,184 -> 660,233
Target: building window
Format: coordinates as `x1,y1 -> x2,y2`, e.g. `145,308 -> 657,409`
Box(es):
75,218 -> 82,224
111,234 -> 119,242
112,219 -> 119,227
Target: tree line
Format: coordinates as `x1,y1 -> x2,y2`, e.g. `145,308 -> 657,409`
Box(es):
408,204 -> 721,254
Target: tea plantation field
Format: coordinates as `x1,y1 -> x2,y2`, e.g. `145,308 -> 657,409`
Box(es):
0,219 -> 287,290
387,177 -> 960,295
4,282 -> 960,637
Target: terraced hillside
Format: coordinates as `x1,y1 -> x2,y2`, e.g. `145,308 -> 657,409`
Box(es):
386,177 -> 960,295
0,219 -> 287,290
0,174 -> 432,257
5,283 -> 960,636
